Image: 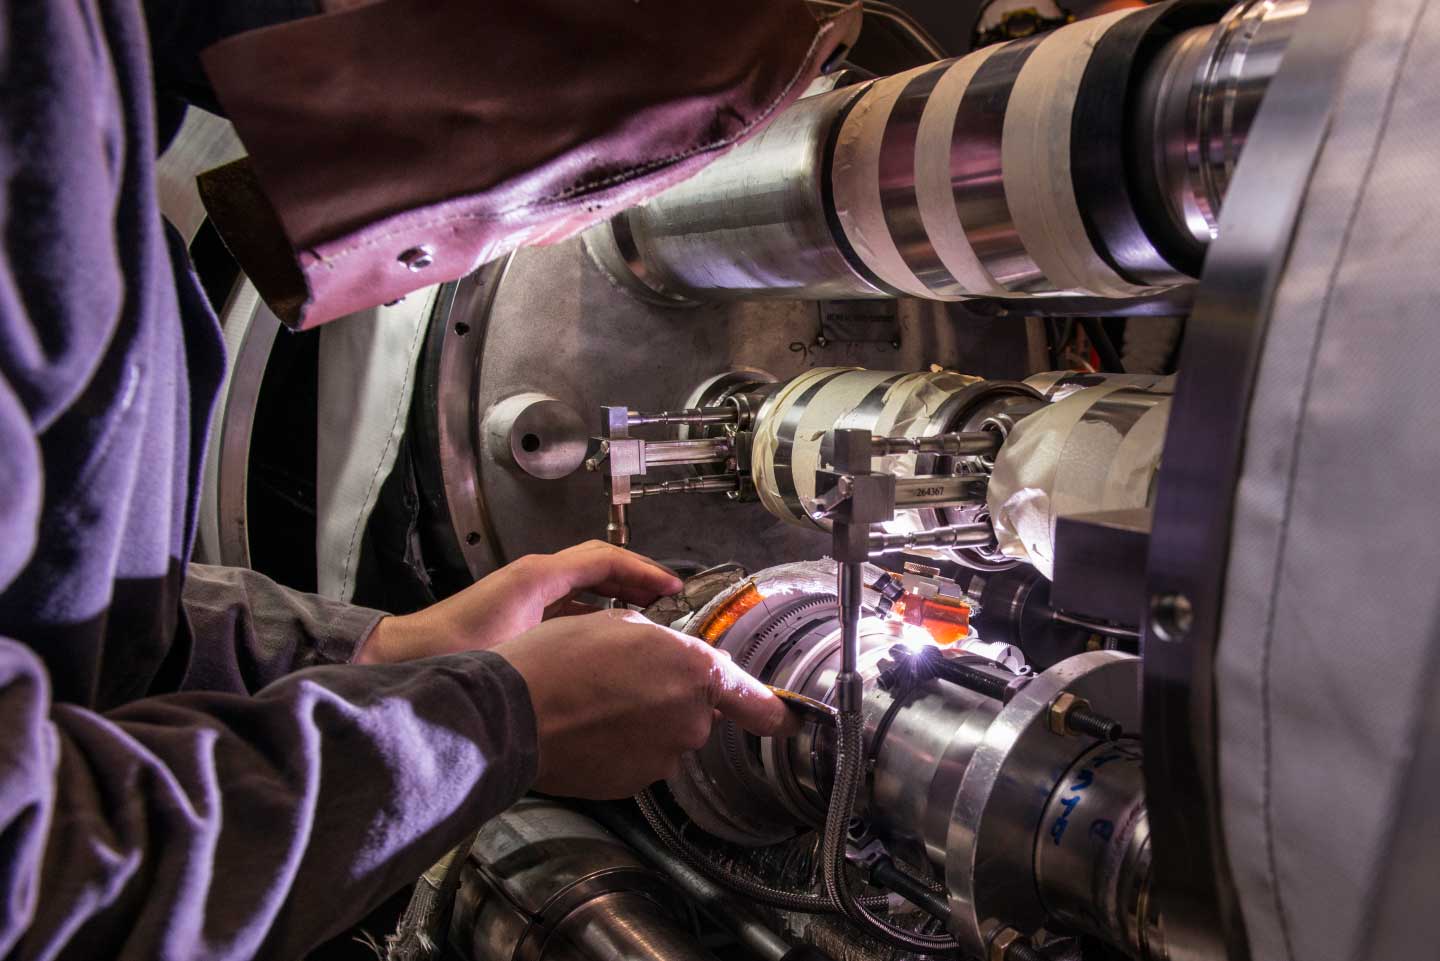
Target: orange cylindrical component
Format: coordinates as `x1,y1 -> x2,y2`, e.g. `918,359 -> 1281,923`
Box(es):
697,582 -> 765,644
892,592 -> 971,646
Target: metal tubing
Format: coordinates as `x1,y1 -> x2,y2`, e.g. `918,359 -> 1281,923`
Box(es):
867,523 -> 992,555
870,431 -> 1002,457
639,437 -> 733,467
629,408 -> 738,427
630,476 -> 740,498
837,561 -> 865,680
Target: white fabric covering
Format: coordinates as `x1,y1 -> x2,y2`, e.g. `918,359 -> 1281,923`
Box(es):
315,290 -> 437,601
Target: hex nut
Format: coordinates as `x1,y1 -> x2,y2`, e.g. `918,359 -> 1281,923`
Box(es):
1047,692 -> 1091,737
989,927 -> 1021,961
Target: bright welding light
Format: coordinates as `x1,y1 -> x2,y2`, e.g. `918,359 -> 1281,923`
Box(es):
886,618 -> 942,652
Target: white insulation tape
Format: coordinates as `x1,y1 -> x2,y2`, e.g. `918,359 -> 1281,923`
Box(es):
987,382 -> 1168,579
832,64 -> 936,297
783,370 -> 902,521
752,367 -> 860,523
1002,10 -> 1152,298
754,369 -> 985,540
915,47 -> 1007,296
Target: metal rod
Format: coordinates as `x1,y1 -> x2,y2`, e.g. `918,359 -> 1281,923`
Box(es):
870,431 -> 1002,457
628,408 -> 738,427
867,523 -> 993,555
1051,610 -> 1142,640
641,437 -> 733,467
630,475 -> 740,498
838,561 -> 865,678
892,474 -> 988,509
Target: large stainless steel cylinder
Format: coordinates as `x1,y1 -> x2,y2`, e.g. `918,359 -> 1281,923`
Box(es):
590,0 -> 1307,304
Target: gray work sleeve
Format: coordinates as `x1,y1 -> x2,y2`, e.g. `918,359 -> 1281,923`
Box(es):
0,638 -> 537,961
180,562 -> 384,694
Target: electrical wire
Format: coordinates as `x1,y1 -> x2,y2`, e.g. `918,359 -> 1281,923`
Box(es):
1081,317 -> 1126,373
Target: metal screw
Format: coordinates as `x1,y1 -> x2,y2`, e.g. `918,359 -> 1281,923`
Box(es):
398,245 -> 435,271
1048,692 -> 1123,741
989,927 -> 1044,961
1150,592 -> 1194,642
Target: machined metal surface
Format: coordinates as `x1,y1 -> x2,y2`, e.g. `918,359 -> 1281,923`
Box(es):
421,236 -> 1028,580
483,392 -> 590,481
1142,0 -> 1312,248
588,82 -> 883,302
751,369 -> 1038,568
666,562 -> 1153,959
944,651 -> 1143,957
589,3 -> 1309,313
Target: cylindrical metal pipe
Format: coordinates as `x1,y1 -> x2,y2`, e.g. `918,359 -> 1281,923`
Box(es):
1033,742 -> 1158,961
1140,0 -> 1311,248
589,1 -> 1306,305
872,431 -> 1002,457
868,522 -> 993,555
584,81 -> 883,302
629,408 -> 739,427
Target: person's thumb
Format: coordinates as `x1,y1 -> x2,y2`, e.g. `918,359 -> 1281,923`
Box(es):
708,652 -> 802,737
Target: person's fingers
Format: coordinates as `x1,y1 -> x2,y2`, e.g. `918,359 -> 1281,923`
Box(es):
540,542 -> 682,606
706,650 -> 803,737
543,597 -> 606,620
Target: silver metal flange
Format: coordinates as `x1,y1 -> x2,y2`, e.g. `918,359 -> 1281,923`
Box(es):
944,649 -> 1142,956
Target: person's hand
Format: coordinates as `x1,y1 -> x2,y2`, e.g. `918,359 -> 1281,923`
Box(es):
356,541 -> 681,664
494,608 -> 802,799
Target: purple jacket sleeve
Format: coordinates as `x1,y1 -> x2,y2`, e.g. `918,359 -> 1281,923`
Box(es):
180,563 -> 385,694
0,639 -> 536,961
194,0 -> 862,328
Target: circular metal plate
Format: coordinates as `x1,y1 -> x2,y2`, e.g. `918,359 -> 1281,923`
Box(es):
945,650 -> 1142,955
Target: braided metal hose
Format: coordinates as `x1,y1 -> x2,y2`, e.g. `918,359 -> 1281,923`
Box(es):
820,709 -> 959,956
634,788 -> 891,915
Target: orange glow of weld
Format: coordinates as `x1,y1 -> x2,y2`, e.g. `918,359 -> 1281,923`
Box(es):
698,583 -> 765,644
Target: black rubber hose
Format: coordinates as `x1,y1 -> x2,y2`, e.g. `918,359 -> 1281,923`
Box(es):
871,857 -> 950,921
1081,317 -> 1126,373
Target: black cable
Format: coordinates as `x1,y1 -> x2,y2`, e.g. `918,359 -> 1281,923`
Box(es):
1081,317 -> 1125,373
870,857 -> 950,921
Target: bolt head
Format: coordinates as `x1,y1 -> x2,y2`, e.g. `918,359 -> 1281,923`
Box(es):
1150,592 -> 1194,641
398,245 -> 435,271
